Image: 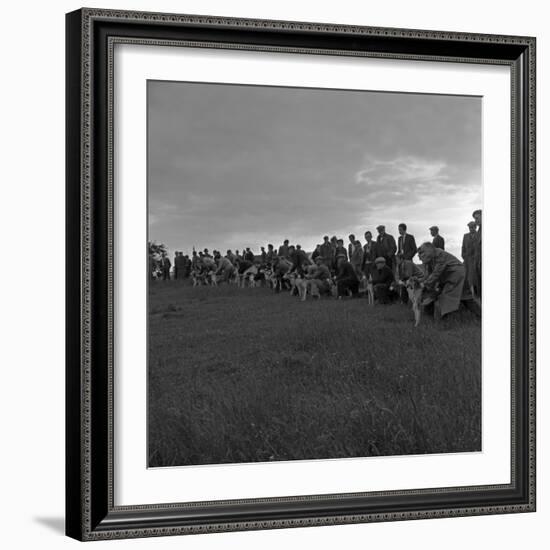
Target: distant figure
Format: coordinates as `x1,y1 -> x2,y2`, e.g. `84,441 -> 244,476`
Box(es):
174,251 -> 186,280
311,244 -> 321,262
288,245 -> 311,275
462,221 -> 480,297
350,240 -> 364,277
203,248 -> 212,258
430,226 -> 445,250
306,256 -> 332,298
320,235 -> 334,268
376,225 -> 397,271
278,239 -> 290,259
418,242 -> 466,319
362,231 -> 378,277
397,223 -> 418,261
371,257 -> 395,304
183,255 -> 192,278
191,250 -> 200,269
347,234 -> 356,261
160,253 -> 171,281
260,246 -> 267,264
335,239 -> 348,263
266,244 -> 276,267
226,249 -> 237,265
244,247 -> 255,263
335,256 -> 359,298
472,209 -> 482,298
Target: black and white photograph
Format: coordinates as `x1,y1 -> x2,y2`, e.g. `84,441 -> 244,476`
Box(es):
147,80 -> 483,468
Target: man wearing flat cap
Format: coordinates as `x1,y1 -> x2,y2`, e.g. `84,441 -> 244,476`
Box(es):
376,225 -> 397,272
462,221 -> 480,297
371,256 -> 396,304
430,226 -> 445,250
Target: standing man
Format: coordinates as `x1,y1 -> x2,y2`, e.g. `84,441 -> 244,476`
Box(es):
350,240 -> 364,278
260,246 -> 267,264
174,251 -> 186,280
462,221 -> 480,297
160,253 -> 171,281
278,239 -> 290,259
244,247 -> 255,263
430,226 -> 445,250
376,225 -> 397,272
319,235 -> 334,269
288,245 -> 311,275
265,244 -> 276,267
347,234 -> 356,261
335,239 -> 348,262
397,223 -> 418,261
362,230 -> 378,277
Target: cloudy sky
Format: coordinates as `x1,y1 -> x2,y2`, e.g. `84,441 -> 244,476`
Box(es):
148,80 -> 481,259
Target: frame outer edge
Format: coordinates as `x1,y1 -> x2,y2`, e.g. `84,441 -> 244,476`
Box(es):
70,8 -> 537,540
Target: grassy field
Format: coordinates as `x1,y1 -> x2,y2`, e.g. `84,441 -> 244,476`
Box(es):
148,281 -> 481,467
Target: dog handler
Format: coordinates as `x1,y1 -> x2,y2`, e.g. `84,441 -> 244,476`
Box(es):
417,242 -> 465,319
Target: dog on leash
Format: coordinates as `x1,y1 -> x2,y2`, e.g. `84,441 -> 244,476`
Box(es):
359,274 -> 374,304
208,271 -> 218,287
404,278 -> 423,326
284,272 -> 308,301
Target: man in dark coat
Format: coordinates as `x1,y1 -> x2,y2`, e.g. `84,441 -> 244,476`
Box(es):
278,239 -> 290,259
376,225 -> 397,271
174,251 -> 186,280
397,223 -> 418,261
335,239 -> 348,262
418,242 -> 466,319
160,253 -> 171,281
244,247 -> 255,263
462,221 -> 480,296
347,234 -> 356,261
371,257 -> 395,304
362,231 -> 378,276
265,244 -> 276,267
430,226 -> 445,250
288,245 -> 311,275
335,256 -> 359,298
319,235 -> 334,268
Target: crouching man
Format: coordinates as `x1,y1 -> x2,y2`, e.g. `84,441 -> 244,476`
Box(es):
215,254 -> 236,283
417,242 -> 465,319
306,256 -> 332,298
335,256 -> 359,298
371,256 -> 395,304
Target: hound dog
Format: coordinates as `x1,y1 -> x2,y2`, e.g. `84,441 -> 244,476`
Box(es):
283,272 -> 308,301
359,274 -> 374,304
208,271 -> 218,287
191,269 -> 203,287
398,278 -> 423,326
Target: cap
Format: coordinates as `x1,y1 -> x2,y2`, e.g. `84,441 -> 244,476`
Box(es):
467,221 -> 477,227
429,226 -> 439,231
376,225 -> 385,230
375,256 -> 386,264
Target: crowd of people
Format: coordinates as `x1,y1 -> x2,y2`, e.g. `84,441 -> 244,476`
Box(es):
151,209 -> 482,320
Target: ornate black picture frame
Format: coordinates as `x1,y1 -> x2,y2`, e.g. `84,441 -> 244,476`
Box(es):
66,8 -> 536,541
